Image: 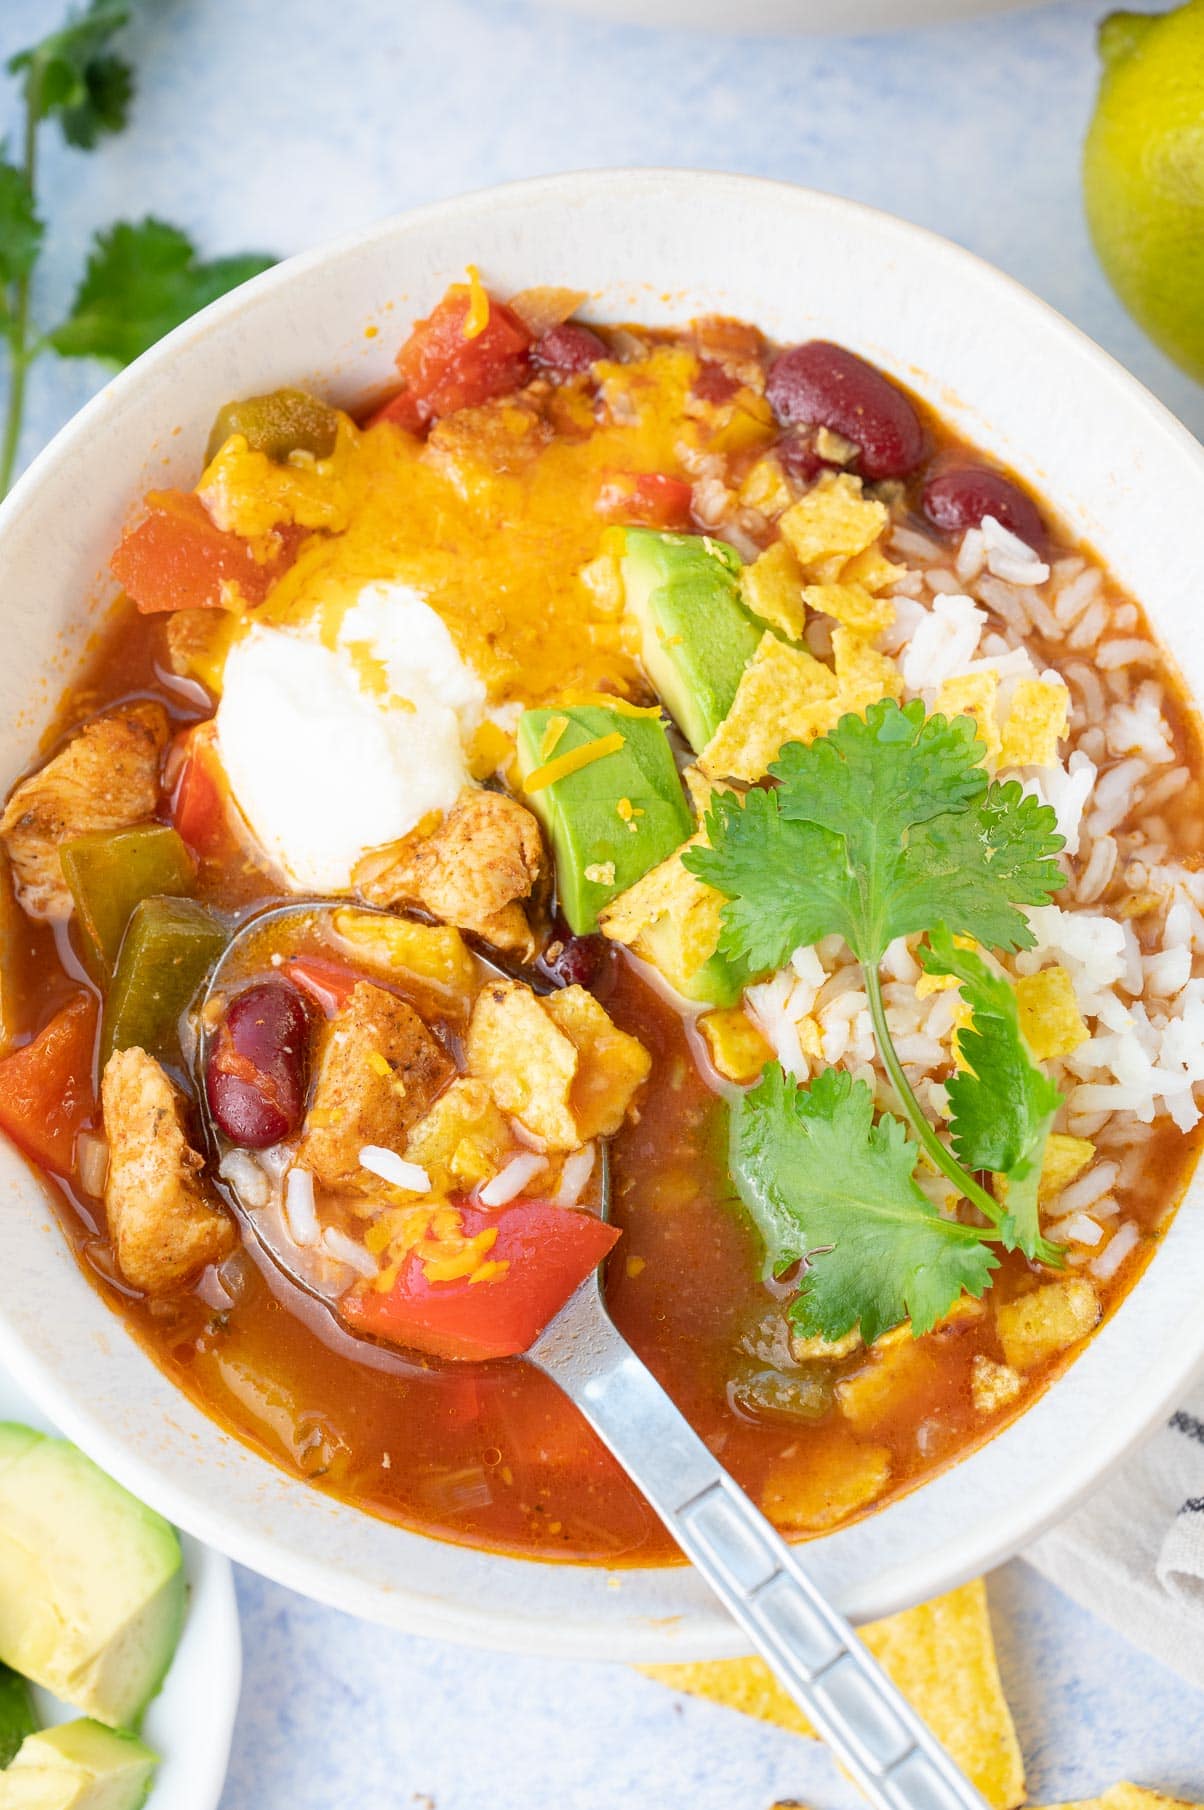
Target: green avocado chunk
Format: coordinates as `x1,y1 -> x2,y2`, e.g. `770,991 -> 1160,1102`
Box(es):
0,1426 -> 184,1732
0,1665 -> 36,1769
516,703 -> 693,935
617,528 -> 762,754
0,1721 -> 157,1810
205,385 -> 339,464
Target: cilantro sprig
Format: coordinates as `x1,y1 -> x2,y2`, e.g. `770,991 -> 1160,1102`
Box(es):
1,1 -> 275,496
686,697 -> 1068,1339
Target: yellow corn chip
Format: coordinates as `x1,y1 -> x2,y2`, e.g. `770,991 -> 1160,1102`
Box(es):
332,907 -> 476,1000
1016,965 -> 1090,1060
996,1277 -> 1101,1372
1044,1788 -> 1203,1810
543,985 -> 652,1141
999,677 -> 1069,769
803,580 -> 895,636
700,631 -> 841,783
698,1008 -> 773,1084
761,1433 -> 892,1531
779,471 -> 889,579
405,1078 -> 512,1192
841,542 -> 907,593
937,670 -> 1002,765
837,1338 -> 940,1434
833,624 -> 903,713
738,454 -> 794,519
642,1580 -> 1025,1810
740,540 -> 808,640
1039,1132 -> 1096,1204
598,836 -> 726,997
971,1354 -> 1025,1415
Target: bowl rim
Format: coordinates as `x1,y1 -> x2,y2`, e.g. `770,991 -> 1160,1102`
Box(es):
2,168 -> 1204,1657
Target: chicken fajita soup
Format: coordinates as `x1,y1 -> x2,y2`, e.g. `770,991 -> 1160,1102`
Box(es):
0,276 -> 1201,1565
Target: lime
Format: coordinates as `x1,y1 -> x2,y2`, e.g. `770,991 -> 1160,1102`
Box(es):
1083,3 -> 1204,382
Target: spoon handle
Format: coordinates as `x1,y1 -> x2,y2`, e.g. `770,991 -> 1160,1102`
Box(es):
531,1300 -> 989,1810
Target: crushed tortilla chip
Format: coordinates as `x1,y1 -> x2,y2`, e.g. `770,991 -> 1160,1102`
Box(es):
641,1580 -> 1024,1810
802,580 -> 895,636
1039,1132 -> 1096,1205
543,985 -> 653,1142
996,1277 -> 1101,1373
778,472 -> 889,580
841,542 -> 907,593
740,541 -> 807,640
699,631 -> 841,783
467,980 -> 648,1151
738,455 -> 794,518
1044,1788 -> 1203,1810
937,670 -> 1002,765
971,1354 -> 1025,1415
332,907 -> 476,1001
999,676 -> 1069,769
833,624 -> 903,713
404,1077 -> 513,1193
698,1008 -> 773,1084
598,835 -> 725,996
761,1432 -> 891,1530
1016,964 -> 1090,1060
837,1338 -> 939,1433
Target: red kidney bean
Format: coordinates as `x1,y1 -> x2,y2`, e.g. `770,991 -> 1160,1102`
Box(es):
774,428 -> 827,486
531,322 -> 608,377
921,464 -> 1045,550
539,929 -> 616,999
206,980 -> 312,1149
765,341 -> 925,480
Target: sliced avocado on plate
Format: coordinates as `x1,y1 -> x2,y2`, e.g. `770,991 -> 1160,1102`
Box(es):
0,1427 -> 184,1732
0,1720 -> 156,1810
617,527 -> 762,753
518,702 -> 693,934
0,1667 -> 35,1769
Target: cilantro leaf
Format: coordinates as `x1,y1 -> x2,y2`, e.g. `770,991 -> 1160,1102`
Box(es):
47,219 -> 275,365
919,926 -> 1063,1263
730,1064 -> 999,1344
687,698 -> 1065,976
9,0 -> 134,149
0,157 -> 43,297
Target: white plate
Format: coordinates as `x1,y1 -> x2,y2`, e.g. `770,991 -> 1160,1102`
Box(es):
0,170 -> 1203,1661
0,1368 -> 240,1810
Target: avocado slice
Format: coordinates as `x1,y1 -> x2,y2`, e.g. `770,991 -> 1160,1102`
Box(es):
0,1666 -> 36,1769
617,528 -> 763,753
517,703 -> 693,934
0,1721 -> 156,1810
0,1427 -> 184,1731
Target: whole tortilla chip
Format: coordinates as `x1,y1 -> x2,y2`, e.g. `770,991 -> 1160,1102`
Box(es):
640,1579 -> 1025,1810
1042,1786 -> 1202,1810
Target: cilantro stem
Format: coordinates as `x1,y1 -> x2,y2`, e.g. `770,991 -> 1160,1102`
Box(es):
862,961 -> 1005,1231
0,77 -> 41,500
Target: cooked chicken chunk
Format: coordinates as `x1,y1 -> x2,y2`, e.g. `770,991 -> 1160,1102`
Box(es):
101,1046 -> 235,1294
359,787 -> 543,956
296,981 -> 454,1190
0,702 -> 168,921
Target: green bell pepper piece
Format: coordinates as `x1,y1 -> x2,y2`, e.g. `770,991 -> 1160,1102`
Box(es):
101,896 -> 227,1070
205,387 -> 339,464
0,1663 -> 36,1768
59,827 -> 195,981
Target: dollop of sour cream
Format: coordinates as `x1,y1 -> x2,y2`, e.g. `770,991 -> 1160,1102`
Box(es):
216,584 -> 485,891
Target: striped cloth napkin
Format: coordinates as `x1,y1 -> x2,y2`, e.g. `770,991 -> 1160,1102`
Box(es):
1025,1387 -> 1204,1686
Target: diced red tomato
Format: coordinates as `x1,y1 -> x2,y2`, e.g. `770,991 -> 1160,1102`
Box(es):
0,994 -> 98,1174
170,735 -> 227,859
693,360 -> 741,405
110,490 -> 298,615
284,956 -> 359,1017
597,471 -> 694,530
341,1200 -> 620,1363
394,288 -> 533,425
363,387 -> 427,434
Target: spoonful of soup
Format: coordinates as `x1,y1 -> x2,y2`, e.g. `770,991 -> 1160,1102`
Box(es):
197,898 -> 990,1810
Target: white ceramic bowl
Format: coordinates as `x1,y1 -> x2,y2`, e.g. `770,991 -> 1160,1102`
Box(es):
534,0 -> 1055,33
1,171 -> 1202,1661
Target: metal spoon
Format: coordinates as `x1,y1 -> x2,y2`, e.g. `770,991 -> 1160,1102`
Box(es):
200,901 -> 988,1810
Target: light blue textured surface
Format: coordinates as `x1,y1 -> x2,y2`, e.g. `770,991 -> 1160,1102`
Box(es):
2,1 -> 1203,1803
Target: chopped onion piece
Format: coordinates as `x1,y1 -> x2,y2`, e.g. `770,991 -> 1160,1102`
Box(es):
283,1168 -> 319,1246
479,1152 -> 547,1208
553,1143 -> 596,1208
359,1146 -> 430,1192
322,1227 -> 378,1278
76,1132 -> 110,1198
